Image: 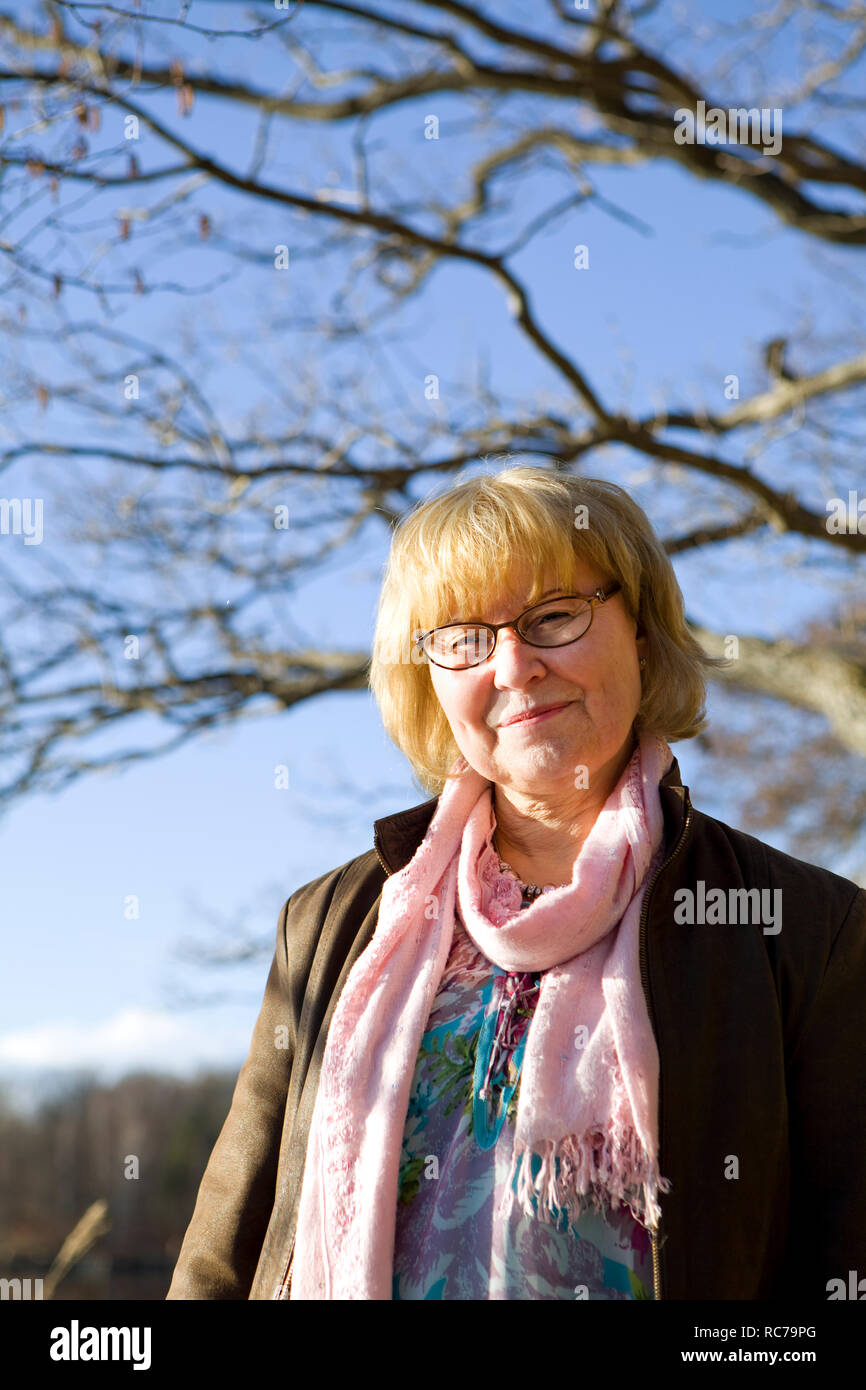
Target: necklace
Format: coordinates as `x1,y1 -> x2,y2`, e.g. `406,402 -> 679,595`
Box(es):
471,854 -> 545,1149
472,967 -> 540,1149
496,850 -> 548,903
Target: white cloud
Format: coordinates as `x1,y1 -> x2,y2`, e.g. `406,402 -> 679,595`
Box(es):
0,1007 -> 251,1078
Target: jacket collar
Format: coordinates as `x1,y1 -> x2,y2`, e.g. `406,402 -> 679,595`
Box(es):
373,755 -> 689,875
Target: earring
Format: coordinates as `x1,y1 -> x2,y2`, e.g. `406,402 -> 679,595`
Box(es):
639,658 -> 647,669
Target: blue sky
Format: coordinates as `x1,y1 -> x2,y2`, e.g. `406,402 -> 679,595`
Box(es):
1,0 -> 864,1109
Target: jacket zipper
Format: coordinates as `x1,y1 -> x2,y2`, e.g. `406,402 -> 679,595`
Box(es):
274,843 -> 392,1297
275,1240 -> 294,1299
638,791 -> 693,1302
279,813 -> 692,1301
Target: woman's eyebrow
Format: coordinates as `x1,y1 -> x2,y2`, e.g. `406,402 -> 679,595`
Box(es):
440,586 -> 574,624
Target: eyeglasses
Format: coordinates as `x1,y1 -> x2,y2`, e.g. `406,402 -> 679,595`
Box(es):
415,584 -> 621,670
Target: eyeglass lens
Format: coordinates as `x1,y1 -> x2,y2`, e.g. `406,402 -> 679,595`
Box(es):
425,597 -> 592,668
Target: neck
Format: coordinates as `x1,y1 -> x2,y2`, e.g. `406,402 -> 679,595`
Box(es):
491,733 -> 637,889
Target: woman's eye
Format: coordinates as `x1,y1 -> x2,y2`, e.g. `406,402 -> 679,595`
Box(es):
444,629 -> 474,652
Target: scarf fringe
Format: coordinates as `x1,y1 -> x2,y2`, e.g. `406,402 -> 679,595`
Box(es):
503,1128 -> 673,1232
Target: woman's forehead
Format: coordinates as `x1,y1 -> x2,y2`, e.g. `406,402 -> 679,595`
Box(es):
436,564 -> 597,622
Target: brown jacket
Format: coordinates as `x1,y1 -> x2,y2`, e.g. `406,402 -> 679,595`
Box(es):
166,759 -> 866,1301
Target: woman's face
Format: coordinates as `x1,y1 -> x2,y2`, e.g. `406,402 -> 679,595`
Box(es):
428,559 -> 647,797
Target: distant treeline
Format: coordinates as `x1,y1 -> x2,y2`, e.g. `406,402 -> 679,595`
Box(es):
0,1070 -> 237,1300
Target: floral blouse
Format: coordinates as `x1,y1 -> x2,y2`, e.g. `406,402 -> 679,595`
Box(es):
392,880 -> 655,1301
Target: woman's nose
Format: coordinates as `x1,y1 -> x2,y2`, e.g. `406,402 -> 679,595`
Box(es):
488,627 -> 547,681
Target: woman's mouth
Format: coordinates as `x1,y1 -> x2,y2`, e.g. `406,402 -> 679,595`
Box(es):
499,701 -> 573,728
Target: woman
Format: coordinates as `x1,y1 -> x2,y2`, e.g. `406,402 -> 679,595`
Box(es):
166,467 -> 866,1301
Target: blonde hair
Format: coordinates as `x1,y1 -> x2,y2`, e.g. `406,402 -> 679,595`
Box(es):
369,466 -> 723,795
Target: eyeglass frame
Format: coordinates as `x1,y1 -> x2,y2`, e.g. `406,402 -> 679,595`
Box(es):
414,583 -> 623,669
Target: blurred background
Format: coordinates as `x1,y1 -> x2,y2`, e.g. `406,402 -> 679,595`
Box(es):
0,0 -> 864,1298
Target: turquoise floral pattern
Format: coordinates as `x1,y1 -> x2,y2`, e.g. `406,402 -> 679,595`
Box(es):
392,909 -> 655,1300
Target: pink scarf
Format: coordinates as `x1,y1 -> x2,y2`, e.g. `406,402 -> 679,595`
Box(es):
291,729 -> 673,1299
